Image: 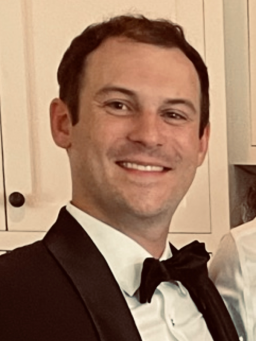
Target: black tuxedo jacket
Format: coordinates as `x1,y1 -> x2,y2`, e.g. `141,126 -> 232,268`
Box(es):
0,208 -> 239,340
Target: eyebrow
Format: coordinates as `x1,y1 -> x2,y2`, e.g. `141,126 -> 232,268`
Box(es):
162,98 -> 197,114
95,85 -> 138,100
95,85 -> 197,113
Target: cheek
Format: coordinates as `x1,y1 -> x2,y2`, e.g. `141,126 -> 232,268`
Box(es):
94,117 -> 131,148
171,131 -> 202,163
83,124 -> 123,166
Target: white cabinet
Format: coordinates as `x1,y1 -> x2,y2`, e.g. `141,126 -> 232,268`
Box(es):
172,0 -> 230,252
248,0 -> 256,146
224,0 -> 256,164
0,1 -> 72,233
0,0 -> 230,253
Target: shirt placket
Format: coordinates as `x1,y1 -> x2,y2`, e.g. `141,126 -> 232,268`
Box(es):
158,284 -> 188,341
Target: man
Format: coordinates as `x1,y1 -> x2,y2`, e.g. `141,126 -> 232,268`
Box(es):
0,15 -> 239,341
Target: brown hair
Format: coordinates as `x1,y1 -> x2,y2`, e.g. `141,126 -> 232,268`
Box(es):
57,15 -> 209,137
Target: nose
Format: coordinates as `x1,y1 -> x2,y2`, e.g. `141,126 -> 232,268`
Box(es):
127,110 -> 164,148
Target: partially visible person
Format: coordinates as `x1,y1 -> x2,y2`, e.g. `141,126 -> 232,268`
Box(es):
210,187 -> 256,341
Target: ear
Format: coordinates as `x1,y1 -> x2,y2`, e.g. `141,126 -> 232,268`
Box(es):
50,98 -> 72,149
197,123 -> 210,167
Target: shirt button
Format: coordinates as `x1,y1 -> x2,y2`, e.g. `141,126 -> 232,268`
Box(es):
169,316 -> 175,326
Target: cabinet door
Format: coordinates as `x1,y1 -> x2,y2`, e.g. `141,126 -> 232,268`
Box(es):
224,0 -> 256,163
0,106 -> 6,232
0,0 -> 72,234
248,0 -> 256,146
171,0 -> 230,253
169,0 -> 211,235
0,0 -> 228,253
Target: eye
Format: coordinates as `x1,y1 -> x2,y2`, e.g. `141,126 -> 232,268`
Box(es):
104,100 -> 133,116
107,101 -> 128,110
162,110 -> 187,122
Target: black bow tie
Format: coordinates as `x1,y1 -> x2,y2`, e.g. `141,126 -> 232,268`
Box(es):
138,240 -> 210,304
138,240 -> 240,341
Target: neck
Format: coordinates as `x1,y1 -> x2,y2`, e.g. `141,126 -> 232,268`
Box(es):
121,226 -> 169,258
71,200 -> 171,259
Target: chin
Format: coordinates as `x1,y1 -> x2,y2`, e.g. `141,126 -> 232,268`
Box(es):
126,201 -> 172,219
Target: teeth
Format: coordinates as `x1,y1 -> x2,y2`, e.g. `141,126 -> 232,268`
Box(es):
121,162 -> 164,172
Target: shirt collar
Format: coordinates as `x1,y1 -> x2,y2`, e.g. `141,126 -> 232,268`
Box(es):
66,203 -> 172,296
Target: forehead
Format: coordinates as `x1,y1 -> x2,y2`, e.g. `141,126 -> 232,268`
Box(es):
82,37 -> 200,102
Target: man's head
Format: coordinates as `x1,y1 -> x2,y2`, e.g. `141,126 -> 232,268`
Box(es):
57,15 -> 209,138
50,15 -> 210,235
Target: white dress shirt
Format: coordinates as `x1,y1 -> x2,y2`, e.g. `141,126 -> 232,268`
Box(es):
210,219 -> 256,341
67,203 -> 213,341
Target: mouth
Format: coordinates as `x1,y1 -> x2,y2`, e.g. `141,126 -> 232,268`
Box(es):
117,161 -> 170,172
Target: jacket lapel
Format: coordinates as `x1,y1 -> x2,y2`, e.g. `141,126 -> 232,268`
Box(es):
170,242 -> 240,341
44,207 -> 142,341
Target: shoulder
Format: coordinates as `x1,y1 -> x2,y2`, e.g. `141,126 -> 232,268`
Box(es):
0,238 -> 74,311
219,218 -> 256,273
0,240 -> 45,270
0,235 -> 98,340
210,219 -> 256,283
230,218 -> 256,246
0,240 -> 59,289
212,217 -> 256,264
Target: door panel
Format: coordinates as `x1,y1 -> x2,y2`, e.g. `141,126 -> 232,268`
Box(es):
0,103 -> 6,231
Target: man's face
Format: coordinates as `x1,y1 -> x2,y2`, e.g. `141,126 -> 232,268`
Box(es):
66,37 -> 209,225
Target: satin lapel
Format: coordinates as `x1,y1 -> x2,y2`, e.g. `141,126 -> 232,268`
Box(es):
169,242 -> 239,341
44,208 -> 142,341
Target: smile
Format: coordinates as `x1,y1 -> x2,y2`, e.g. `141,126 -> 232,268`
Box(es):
119,162 -> 165,172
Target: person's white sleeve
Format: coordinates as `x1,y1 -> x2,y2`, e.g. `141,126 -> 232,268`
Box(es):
209,233 -> 247,341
